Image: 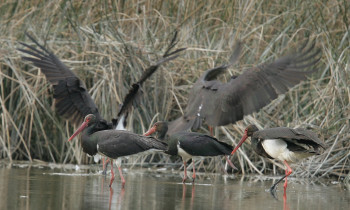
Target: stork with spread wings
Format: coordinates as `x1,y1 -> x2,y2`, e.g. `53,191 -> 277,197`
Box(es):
168,40 -> 321,135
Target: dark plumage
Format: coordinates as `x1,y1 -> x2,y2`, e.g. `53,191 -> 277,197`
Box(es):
168,40 -> 321,135
97,130 -> 168,159
18,32 -> 184,175
18,32 -> 185,129
113,31 -> 186,128
231,124 -> 326,197
144,121 -> 235,182
167,132 -> 233,157
68,114 -> 167,187
18,34 -> 108,127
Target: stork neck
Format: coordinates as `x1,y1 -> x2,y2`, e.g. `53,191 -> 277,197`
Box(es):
157,129 -> 167,140
81,123 -> 99,139
153,122 -> 169,140
157,131 -> 166,140
80,123 -> 100,156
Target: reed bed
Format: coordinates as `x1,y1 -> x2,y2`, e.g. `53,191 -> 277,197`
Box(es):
0,0 -> 349,181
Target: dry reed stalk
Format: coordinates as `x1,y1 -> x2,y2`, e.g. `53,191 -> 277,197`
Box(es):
0,0 -> 348,180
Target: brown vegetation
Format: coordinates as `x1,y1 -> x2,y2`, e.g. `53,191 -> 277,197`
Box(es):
0,0 -> 349,180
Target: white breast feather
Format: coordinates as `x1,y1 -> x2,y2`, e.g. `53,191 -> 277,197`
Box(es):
177,142 -> 192,162
94,153 -> 102,163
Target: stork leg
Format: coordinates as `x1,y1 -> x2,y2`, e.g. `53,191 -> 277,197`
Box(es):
283,161 -> 292,190
109,160 -> 115,187
182,161 -> 188,183
225,156 -> 237,170
209,126 -> 214,136
102,158 -> 110,175
270,160 -> 293,196
192,159 -> 196,182
118,166 -> 125,188
116,158 -> 125,188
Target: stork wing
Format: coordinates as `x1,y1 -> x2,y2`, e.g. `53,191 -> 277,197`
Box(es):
173,132 -> 233,156
96,130 -> 167,159
114,31 -> 186,128
256,127 -> 326,153
169,40 -> 321,135
18,33 -> 106,127
167,41 -> 242,134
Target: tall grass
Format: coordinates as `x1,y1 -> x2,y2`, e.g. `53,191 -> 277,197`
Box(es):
0,0 -> 349,179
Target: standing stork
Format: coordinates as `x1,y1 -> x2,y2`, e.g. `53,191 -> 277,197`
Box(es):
231,124 -> 326,197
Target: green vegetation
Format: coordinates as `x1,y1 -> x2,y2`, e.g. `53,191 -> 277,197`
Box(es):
0,0 -> 349,180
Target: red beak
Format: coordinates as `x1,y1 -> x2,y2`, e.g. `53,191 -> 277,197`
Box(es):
231,132 -> 248,155
144,126 -> 157,136
68,121 -> 88,142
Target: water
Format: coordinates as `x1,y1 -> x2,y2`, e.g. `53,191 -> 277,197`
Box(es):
0,161 -> 349,210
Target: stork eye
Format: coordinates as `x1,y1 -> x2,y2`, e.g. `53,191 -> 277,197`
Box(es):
85,116 -> 92,122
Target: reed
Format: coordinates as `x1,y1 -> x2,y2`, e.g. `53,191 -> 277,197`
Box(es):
0,0 -> 349,180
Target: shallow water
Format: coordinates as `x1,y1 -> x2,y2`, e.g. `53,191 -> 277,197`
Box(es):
0,161 -> 349,210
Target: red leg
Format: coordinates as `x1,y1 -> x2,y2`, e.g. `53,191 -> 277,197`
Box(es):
283,160 -> 292,190
118,165 -> 126,188
284,168 -> 288,189
192,159 -> 196,182
109,161 -> 115,187
103,158 -> 110,170
209,126 -> 214,136
102,157 -> 105,175
270,160 -> 293,196
182,161 -> 187,183
102,158 -> 110,175
225,156 -> 237,170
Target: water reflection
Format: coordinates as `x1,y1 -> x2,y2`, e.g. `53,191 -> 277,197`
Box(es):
108,187 -> 125,210
283,189 -> 290,210
181,184 -> 195,210
0,162 -> 349,210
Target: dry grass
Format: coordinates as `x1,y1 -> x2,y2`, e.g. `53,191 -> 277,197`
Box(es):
0,0 -> 349,180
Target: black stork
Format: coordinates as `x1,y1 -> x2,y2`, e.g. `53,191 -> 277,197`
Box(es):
144,121 -> 235,182
167,40 -> 321,136
68,114 -> 168,187
18,32 -> 185,169
230,124 -> 326,196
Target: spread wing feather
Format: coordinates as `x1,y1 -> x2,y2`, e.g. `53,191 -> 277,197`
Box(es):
168,40 -> 321,135
18,33 -> 105,127
113,31 -> 186,128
